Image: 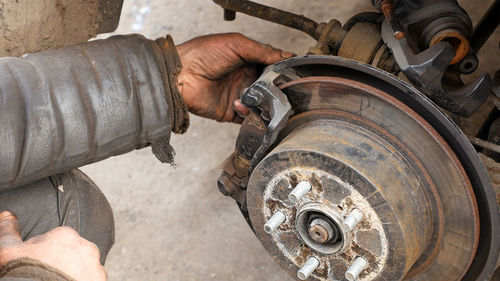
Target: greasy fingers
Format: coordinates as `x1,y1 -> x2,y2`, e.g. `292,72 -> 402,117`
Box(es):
228,33 -> 295,65
231,99 -> 250,124
175,33 -> 294,123
234,99 -> 250,117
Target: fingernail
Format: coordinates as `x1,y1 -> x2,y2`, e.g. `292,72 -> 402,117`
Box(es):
281,51 -> 296,58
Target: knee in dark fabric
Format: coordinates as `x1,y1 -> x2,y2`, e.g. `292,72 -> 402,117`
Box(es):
0,169 -> 115,264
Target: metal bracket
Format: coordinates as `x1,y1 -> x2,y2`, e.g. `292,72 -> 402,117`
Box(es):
381,20 -> 491,117
240,68 -> 293,172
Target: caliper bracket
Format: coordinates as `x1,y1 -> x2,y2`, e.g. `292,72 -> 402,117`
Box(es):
240,68 -> 294,172
381,20 -> 492,117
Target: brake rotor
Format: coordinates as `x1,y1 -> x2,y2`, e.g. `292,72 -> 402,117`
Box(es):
234,57 -> 499,280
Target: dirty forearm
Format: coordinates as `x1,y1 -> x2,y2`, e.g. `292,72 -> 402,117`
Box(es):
0,34 -> 188,190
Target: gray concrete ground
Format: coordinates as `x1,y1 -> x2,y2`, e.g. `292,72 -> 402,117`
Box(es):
82,1 -> 499,280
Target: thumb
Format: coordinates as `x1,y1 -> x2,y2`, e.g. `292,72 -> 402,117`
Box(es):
0,211 -> 22,246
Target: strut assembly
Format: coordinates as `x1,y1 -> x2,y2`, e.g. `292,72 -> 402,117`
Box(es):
214,1 -> 500,280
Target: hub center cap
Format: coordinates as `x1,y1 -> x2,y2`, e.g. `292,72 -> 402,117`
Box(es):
296,203 -> 350,255
308,217 -> 337,244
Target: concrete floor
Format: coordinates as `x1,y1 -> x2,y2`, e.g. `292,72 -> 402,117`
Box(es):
81,0 -> 499,280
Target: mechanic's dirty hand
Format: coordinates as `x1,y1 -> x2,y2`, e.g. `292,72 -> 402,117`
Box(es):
0,211 -> 106,281
176,33 -> 295,122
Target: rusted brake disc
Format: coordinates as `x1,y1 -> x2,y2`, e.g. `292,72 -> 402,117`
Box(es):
218,56 -> 499,281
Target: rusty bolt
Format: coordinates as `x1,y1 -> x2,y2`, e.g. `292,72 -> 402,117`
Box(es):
308,218 -> 335,244
345,257 -> 368,281
393,30 -> 405,40
289,181 -> 312,204
217,172 -> 236,196
297,256 -> 319,280
242,89 -> 263,107
264,211 -> 286,234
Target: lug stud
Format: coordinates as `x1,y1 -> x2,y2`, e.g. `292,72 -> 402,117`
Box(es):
342,209 -> 363,231
264,211 -> 286,234
345,257 -> 367,281
297,256 -> 319,280
289,181 -> 312,204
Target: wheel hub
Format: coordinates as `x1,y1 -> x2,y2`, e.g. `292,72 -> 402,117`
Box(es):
245,77 -> 478,280
219,56 -> 500,280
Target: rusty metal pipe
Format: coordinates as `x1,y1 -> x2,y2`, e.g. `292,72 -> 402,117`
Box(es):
467,135 -> 500,154
379,0 -> 404,39
213,0 -> 321,40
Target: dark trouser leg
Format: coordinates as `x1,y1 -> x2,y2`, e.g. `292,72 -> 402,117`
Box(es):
0,169 -> 115,264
